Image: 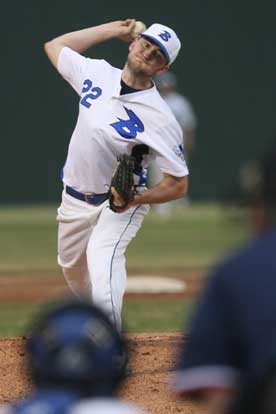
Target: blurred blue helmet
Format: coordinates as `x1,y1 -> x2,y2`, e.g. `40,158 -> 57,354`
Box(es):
27,300 -> 127,395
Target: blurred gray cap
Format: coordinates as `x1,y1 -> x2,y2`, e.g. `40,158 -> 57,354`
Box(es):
241,145 -> 276,204
154,72 -> 177,89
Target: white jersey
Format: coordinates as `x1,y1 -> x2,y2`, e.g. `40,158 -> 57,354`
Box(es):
57,47 -> 189,194
70,397 -> 144,414
0,397 -> 144,414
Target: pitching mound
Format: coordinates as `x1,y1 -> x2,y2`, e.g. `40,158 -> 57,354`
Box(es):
0,334 -> 206,414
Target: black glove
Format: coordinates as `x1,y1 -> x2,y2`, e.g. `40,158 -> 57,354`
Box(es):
109,154 -> 136,212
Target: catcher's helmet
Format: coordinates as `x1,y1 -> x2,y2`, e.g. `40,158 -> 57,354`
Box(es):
27,300 -> 127,395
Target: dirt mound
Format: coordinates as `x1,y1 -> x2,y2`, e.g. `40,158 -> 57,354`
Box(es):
0,271 -> 207,412
0,334 -> 206,414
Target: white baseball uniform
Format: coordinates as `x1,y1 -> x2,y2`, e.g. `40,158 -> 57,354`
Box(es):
0,395 -> 144,414
56,47 -> 188,330
71,397 -> 144,414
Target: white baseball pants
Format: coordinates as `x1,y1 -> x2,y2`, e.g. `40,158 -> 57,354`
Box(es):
57,190 -> 149,330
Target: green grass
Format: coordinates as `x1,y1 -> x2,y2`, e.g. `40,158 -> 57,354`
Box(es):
0,206 -> 58,273
128,204 -> 248,271
122,298 -> 195,332
0,299 -> 195,337
0,203 -> 249,336
0,203 -> 249,274
0,303 -> 43,337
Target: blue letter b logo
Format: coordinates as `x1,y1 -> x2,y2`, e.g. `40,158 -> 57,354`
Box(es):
110,107 -> 144,139
158,31 -> 171,42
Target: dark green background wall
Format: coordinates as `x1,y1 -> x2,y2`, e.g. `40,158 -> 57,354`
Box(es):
2,1 -> 275,203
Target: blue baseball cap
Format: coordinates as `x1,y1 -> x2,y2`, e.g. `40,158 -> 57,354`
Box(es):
141,23 -> 181,65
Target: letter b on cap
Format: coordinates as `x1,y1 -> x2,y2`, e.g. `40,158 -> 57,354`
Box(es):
158,31 -> 171,42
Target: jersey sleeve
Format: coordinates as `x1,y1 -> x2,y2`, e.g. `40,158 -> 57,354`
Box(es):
151,121 -> 189,177
57,47 -> 88,95
57,47 -> 108,96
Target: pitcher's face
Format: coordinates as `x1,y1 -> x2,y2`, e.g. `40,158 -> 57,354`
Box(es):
127,37 -> 168,77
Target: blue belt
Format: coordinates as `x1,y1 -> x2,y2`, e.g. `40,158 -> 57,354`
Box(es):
65,186 -> 108,205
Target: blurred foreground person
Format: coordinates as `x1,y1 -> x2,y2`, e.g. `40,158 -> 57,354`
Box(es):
0,301 -> 143,414
171,145 -> 276,414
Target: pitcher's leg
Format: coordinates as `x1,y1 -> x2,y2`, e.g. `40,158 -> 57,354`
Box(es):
58,216 -> 92,298
87,204 -> 149,331
57,191 -> 102,299
61,260 -> 90,299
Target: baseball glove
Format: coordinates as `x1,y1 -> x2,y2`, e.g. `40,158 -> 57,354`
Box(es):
109,154 -> 136,212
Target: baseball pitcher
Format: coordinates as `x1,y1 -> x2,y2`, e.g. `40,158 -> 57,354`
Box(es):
44,19 -> 189,331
